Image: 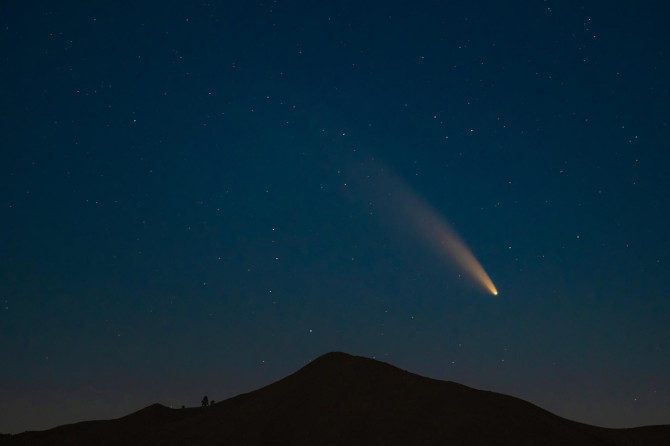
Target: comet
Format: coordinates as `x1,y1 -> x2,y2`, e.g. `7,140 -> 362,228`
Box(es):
423,213 -> 499,296
398,185 -> 498,296
365,162 -> 498,295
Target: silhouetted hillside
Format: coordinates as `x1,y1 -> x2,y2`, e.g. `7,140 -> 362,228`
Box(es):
3,352 -> 669,445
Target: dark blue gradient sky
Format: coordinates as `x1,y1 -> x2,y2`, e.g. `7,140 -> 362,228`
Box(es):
2,1 -> 669,434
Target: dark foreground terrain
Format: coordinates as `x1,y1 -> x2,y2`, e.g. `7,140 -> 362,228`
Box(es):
3,352 -> 669,445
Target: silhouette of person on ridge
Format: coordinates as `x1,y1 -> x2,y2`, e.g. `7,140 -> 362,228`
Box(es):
201,395 -> 209,407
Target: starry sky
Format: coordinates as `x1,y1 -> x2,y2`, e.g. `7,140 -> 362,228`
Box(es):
2,1 -> 669,434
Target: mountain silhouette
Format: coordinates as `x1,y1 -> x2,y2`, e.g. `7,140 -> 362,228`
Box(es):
3,352 -> 669,445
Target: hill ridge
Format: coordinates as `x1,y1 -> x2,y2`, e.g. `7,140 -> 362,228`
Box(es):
3,351 -> 669,445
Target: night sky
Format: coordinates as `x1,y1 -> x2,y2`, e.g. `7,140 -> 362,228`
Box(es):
2,1 -> 669,434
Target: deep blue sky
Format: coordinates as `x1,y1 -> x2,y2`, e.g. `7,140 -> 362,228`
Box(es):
2,1 -> 669,434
